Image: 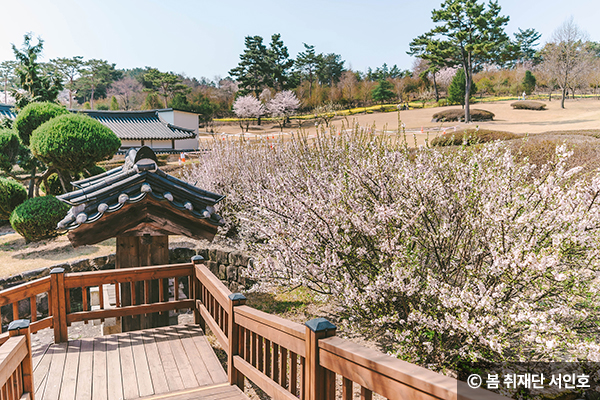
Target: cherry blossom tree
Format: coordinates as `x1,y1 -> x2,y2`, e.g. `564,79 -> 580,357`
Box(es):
266,90 -> 300,131
232,94 -> 264,132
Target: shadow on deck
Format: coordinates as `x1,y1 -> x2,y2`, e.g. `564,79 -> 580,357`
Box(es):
32,325 -> 247,400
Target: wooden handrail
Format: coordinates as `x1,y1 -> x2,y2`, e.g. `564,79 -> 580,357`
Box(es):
0,260 -> 511,400
0,320 -> 35,400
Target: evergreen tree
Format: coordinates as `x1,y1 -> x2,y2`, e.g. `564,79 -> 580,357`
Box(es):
448,69 -> 477,107
295,43 -> 319,99
317,53 -> 345,86
12,33 -> 63,108
410,0 -> 515,122
522,70 -> 536,95
371,80 -> 395,103
77,59 -> 121,109
51,56 -> 84,108
143,68 -> 190,108
110,95 -> 119,110
267,34 -> 295,91
229,36 -> 270,97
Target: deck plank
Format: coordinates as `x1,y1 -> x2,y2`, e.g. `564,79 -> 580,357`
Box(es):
75,338 -> 94,400
185,325 -> 227,383
41,342 -> 68,400
32,343 -> 50,371
174,326 -> 215,386
31,324 -> 234,400
118,333 -> 139,399
33,344 -> 53,397
91,337 -> 108,400
166,327 -> 200,389
105,334 -> 123,400
61,340 -> 82,400
140,329 -> 169,395
129,331 -> 154,398
153,328 -> 185,392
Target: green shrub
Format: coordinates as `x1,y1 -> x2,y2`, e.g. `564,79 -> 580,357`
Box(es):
437,99 -> 448,107
431,128 -> 519,146
10,195 -> 69,242
510,100 -> 546,110
0,129 -> 21,172
82,165 -> 106,178
431,108 -> 495,122
0,178 -> 27,220
41,173 -> 64,196
13,102 -> 69,145
30,114 -> 121,173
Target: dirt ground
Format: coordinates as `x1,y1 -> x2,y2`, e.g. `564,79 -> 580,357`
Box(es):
206,97 -> 600,147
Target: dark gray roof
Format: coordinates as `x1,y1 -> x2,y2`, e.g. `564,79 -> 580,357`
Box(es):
0,104 -> 16,120
75,109 -> 196,141
56,146 -> 224,232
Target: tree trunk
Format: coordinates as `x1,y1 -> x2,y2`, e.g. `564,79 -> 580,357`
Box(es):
27,166 -> 36,198
464,62 -> 472,123
561,87 -> 566,109
433,72 -> 439,102
90,87 -> 95,110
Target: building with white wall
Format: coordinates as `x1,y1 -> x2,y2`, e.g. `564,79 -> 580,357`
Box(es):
78,109 -> 199,150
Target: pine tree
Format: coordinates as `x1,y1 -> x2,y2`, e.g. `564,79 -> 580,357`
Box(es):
522,71 -> 536,95
448,69 -> 477,107
110,96 -> 119,110
371,80 -> 395,103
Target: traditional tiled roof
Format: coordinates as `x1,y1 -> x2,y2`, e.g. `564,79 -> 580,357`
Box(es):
75,110 -> 196,140
56,146 -> 224,246
0,104 -> 16,120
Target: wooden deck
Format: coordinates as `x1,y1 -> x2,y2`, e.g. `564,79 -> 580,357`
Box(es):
30,325 -> 248,400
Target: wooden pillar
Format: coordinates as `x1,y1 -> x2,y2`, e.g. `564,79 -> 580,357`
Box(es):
8,319 -> 34,400
50,268 -> 67,343
305,318 -> 336,400
227,293 -> 246,389
117,235 -> 169,332
191,256 -> 205,329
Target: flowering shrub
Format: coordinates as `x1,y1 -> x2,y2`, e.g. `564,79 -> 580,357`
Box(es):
186,126 -> 600,370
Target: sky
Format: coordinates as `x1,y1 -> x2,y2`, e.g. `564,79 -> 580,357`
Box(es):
1,0 -> 599,81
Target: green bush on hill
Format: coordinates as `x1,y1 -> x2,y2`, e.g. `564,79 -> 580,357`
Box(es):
0,178 -> 27,220
10,195 -> 69,242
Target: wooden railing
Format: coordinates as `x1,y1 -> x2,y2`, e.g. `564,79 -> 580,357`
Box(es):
0,320 -> 35,400
191,257 -> 509,400
0,278 -> 52,346
0,259 -> 509,400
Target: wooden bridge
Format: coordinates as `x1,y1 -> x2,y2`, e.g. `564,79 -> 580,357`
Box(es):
0,259 -> 508,400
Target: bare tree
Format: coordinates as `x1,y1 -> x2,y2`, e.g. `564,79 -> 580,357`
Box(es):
541,18 -> 593,108
108,76 -> 143,110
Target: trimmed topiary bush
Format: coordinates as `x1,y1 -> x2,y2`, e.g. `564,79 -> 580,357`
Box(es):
13,102 -> 70,145
30,114 -> 121,173
510,100 -> 546,110
431,128 -> 520,147
10,195 -> 69,242
0,178 -> 27,220
431,108 -> 495,122
0,129 -> 21,172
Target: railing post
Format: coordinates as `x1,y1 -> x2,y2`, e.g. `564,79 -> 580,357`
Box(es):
191,255 -> 205,331
8,319 -> 34,400
50,268 -> 68,343
227,293 -> 247,389
305,318 -> 336,400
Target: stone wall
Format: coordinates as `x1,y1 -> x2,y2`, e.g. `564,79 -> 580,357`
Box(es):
0,247 -> 253,292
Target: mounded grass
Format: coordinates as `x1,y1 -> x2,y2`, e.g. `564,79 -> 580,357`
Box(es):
431,128 -> 519,147
431,109 -> 495,122
510,101 -> 546,110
